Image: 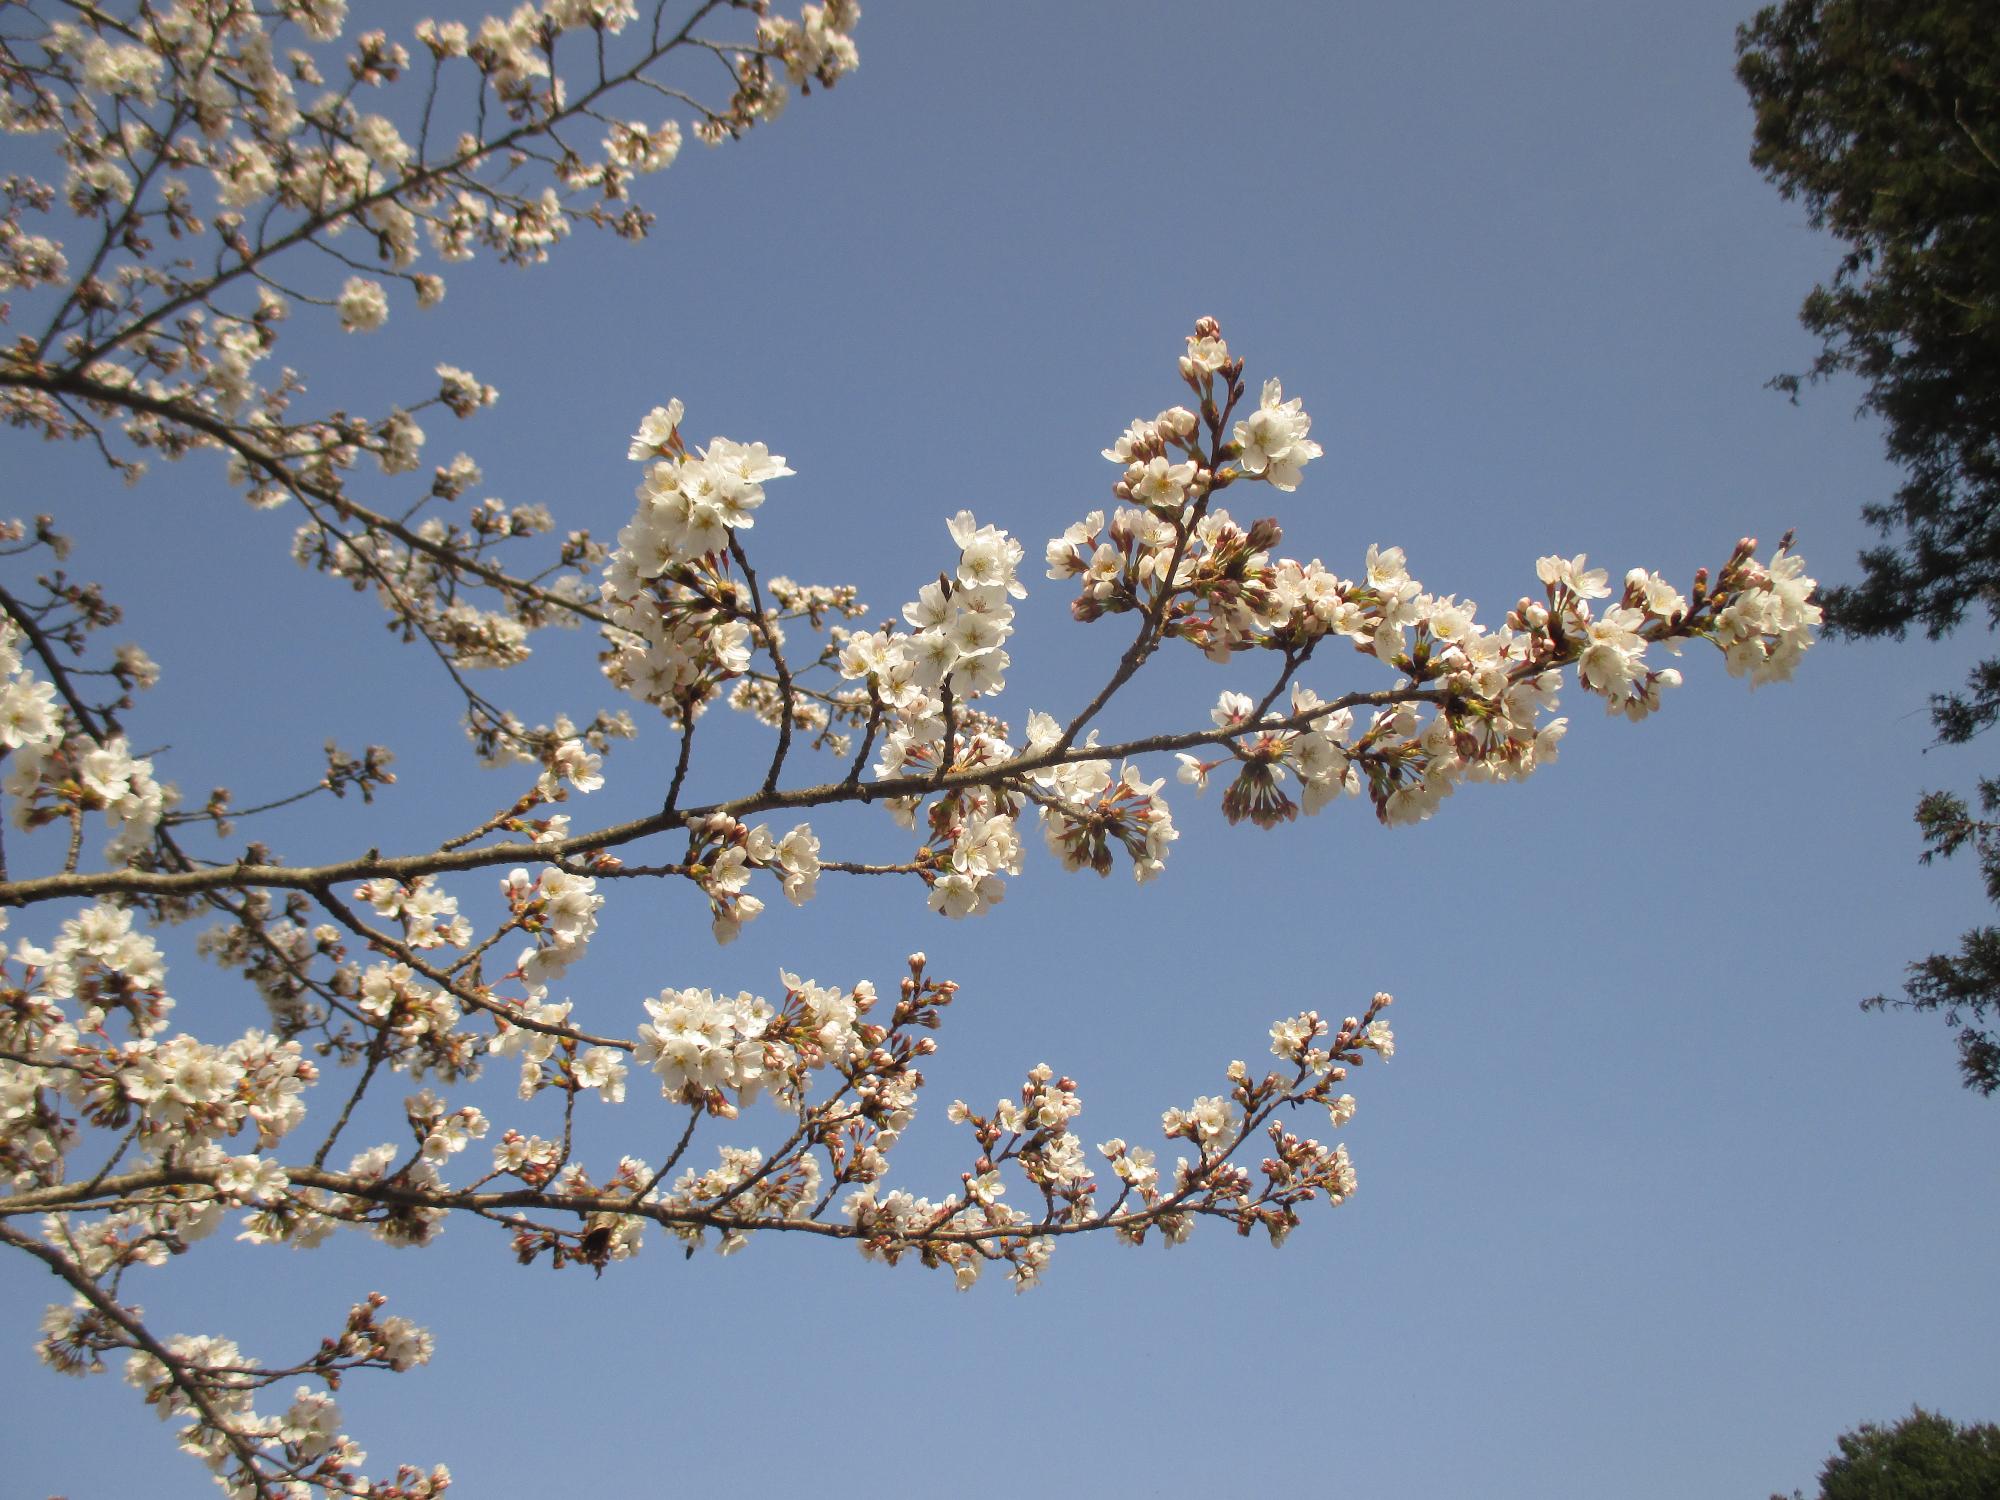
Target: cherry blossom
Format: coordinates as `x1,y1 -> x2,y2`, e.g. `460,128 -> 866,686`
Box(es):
0,2 -> 1823,1493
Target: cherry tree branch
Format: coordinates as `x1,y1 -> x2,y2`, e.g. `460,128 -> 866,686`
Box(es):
0,684 -> 1452,907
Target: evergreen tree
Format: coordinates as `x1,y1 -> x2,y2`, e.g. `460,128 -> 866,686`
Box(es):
1775,1409 -> 2000,1500
1739,0 -> 2000,1090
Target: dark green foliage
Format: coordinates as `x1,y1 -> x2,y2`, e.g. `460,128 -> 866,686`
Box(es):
1738,0 -> 2000,1088
1861,776 -> 2000,1092
1774,1409 -> 2000,1500
1737,0 -> 2000,684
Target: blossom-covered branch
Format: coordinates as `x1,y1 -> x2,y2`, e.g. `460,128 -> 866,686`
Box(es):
0,2 -> 1823,1494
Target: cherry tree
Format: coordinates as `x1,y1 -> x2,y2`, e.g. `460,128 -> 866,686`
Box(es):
0,2 -> 1823,1494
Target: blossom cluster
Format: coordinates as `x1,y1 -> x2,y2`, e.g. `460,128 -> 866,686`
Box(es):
0,4 -> 1820,1482
0,301 -> 1817,1497
1158,534 -> 1818,829
661,813 -> 824,943
0,620 -> 166,864
500,864 -> 604,985
77,1294 -> 450,1498
588,319 -> 1819,918
1,0 -> 859,764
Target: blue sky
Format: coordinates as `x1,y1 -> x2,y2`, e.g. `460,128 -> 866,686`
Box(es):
4,2 -> 1997,1496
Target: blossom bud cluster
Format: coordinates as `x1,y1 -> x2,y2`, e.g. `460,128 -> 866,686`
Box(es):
908,780 -> 1025,918
405,1087 -> 491,1165
597,402 -> 798,718
1022,710 -> 1179,882
1142,1003 -> 1387,1246
590,326 -> 1819,928
635,986 -> 778,1112
633,964 -> 869,1116
1176,684 -> 1362,829
828,509 -> 1029,761
0,622 -> 166,864
355,959 -> 463,1054
499,864 -> 604,986
538,736 -> 605,800
674,814 -> 823,944
463,710 -> 634,820
1051,331 -> 1821,832
658,1144 -> 822,1258
1232,378 -> 1325,491
102,1294 -> 446,1497
6,802 -> 1397,1480
606,404 -> 1040,929
0,244 -> 1824,1497
843,1181 -> 1040,1290
2,0 -> 858,729
360,875 -> 472,951
0,905 -> 318,1218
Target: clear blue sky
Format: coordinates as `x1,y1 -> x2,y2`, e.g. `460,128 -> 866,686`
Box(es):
5,3 -> 1995,1496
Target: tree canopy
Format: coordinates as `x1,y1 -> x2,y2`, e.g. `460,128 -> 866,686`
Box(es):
1738,0 -> 2000,1089
1776,1409 -> 2000,1500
